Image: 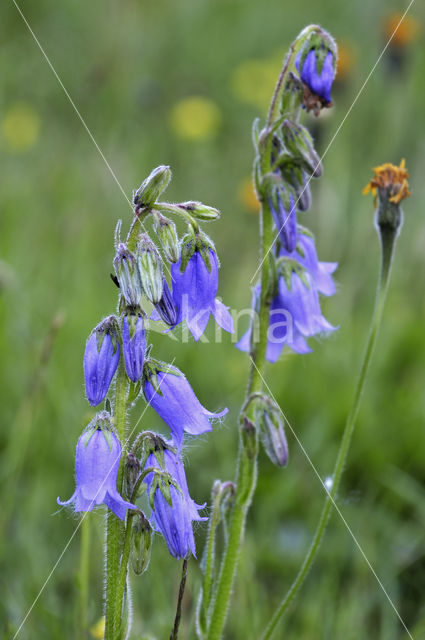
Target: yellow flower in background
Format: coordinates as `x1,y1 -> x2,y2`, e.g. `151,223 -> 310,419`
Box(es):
90,616 -> 105,639
231,52 -> 283,111
2,102 -> 40,153
169,96 -> 221,140
336,42 -> 356,82
383,12 -> 419,47
238,177 -> 259,214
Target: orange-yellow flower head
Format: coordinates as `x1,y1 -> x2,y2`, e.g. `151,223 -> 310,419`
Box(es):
362,159 -> 410,206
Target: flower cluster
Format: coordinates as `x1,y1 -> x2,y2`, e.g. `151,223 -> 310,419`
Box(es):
60,165 -> 231,559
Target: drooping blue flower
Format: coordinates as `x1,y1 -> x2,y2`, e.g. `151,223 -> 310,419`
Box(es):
269,189 -> 298,253
281,232 -> 337,296
169,247 -> 234,341
144,366 -> 228,446
296,48 -> 335,104
144,440 -> 206,558
58,415 -> 136,521
84,317 -> 120,406
236,270 -> 336,363
122,314 -> 146,382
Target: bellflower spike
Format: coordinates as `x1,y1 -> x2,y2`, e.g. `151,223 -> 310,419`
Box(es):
84,316 -> 120,406
122,314 -> 146,382
296,48 -> 335,104
58,414 -> 137,521
144,441 -> 206,558
144,365 -> 228,446
170,246 -> 234,341
282,232 -> 337,296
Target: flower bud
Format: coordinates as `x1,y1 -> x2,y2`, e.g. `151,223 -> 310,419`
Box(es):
84,316 -> 120,407
177,201 -> 221,221
122,314 -> 146,382
125,453 -> 141,499
136,234 -> 164,304
131,513 -> 153,575
113,243 -> 143,308
281,164 -> 312,212
241,416 -> 258,461
153,278 -> 179,326
133,165 -> 172,211
153,213 -> 180,263
281,120 -> 322,177
254,395 -> 288,467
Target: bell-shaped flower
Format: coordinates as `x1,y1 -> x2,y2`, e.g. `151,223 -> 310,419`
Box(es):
58,415 -> 137,521
144,441 -> 206,558
169,246 -> 234,341
84,316 -> 120,406
236,271 -> 336,363
296,48 -> 335,104
144,365 -> 227,446
281,232 -> 337,296
122,314 -> 146,382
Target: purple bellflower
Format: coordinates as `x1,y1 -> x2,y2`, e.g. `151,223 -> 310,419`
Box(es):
281,233 -> 337,296
84,317 -> 120,406
169,247 -> 234,341
296,48 -> 335,104
144,441 -> 206,558
58,416 -> 137,521
122,314 -> 146,382
236,270 -> 336,362
269,189 -> 298,253
144,365 -> 228,447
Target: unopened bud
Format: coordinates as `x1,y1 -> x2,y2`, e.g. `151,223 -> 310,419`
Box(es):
177,201 -> 220,221
131,513 -> 153,575
137,234 -> 164,304
295,26 -> 337,113
133,165 -> 172,211
113,244 -> 143,307
125,453 -> 141,499
281,120 -> 322,177
255,396 -> 288,467
154,279 -> 178,326
281,164 -> 312,212
241,416 -> 258,460
153,213 -> 180,263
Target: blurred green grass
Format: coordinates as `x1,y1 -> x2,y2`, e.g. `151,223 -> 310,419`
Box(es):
1,0 -> 425,638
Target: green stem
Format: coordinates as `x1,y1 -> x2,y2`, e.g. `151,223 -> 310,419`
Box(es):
77,514 -> 90,637
105,356 -> 128,640
170,558 -> 189,640
205,200 -> 274,640
260,224 -> 398,640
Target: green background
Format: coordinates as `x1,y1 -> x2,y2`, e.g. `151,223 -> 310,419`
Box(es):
1,0 -> 425,638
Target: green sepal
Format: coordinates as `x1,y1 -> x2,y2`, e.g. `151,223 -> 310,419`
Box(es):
131,513 -> 152,576
252,117 -> 261,152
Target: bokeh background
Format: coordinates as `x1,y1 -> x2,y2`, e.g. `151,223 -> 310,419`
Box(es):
1,1 -> 425,638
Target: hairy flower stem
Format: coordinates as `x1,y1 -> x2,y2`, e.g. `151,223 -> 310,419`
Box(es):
206,199 -> 274,640
260,224 -> 399,640
105,356 -> 128,640
170,558 -> 189,640
77,515 -> 90,636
